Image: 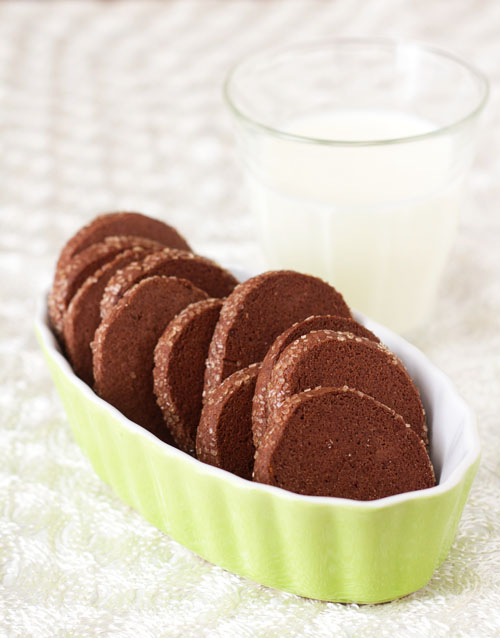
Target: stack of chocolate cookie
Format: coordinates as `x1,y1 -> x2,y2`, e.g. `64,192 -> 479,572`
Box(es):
49,212 -> 435,501
49,212 -> 237,444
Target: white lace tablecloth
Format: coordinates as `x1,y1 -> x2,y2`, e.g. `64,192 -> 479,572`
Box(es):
1,1 -> 499,636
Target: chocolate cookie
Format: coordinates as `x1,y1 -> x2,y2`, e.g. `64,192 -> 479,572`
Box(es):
252,315 -> 380,448
196,363 -> 261,480
92,276 -> 208,443
153,298 -> 223,455
49,235 -> 164,338
62,246 -> 156,386
253,386 -> 435,500
267,330 -> 428,444
203,271 -> 351,398
56,211 -> 191,270
100,249 -> 238,320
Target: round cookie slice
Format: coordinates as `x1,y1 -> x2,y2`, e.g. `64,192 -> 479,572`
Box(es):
92,276 -> 208,443
56,211 -> 191,270
153,298 -> 223,455
253,386 -> 435,500
49,235 -> 164,338
252,314 -> 380,448
100,249 -> 238,320
196,363 -> 261,480
203,271 -> 351,398
62,246 -> 157,386
267,330 -> 428,444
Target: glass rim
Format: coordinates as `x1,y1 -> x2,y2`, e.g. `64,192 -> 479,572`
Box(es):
223,37 -> 489,147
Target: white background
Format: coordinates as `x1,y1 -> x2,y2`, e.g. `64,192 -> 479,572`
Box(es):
0,1 -> 499,636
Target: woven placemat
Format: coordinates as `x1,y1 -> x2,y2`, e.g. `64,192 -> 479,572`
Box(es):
1,1 -> 499,636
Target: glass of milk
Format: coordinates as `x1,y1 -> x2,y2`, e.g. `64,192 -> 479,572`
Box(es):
224,39 -> 488,333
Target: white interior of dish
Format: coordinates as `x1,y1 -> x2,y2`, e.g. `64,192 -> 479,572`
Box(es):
35,270 -> 479,509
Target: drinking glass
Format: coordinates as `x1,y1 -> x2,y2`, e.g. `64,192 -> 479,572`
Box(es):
224,39 -> 488,333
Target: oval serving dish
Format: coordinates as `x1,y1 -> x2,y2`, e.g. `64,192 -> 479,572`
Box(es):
35,283 -> 480,604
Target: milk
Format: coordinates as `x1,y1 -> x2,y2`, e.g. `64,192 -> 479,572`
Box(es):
244,109 -> 461,333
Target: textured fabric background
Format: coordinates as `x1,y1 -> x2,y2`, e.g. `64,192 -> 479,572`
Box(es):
1,1 -> 500,636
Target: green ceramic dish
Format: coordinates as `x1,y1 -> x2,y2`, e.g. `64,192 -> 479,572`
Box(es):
35,290 -> 480,604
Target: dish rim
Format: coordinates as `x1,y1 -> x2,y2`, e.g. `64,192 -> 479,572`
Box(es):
35,288 -> 480,511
